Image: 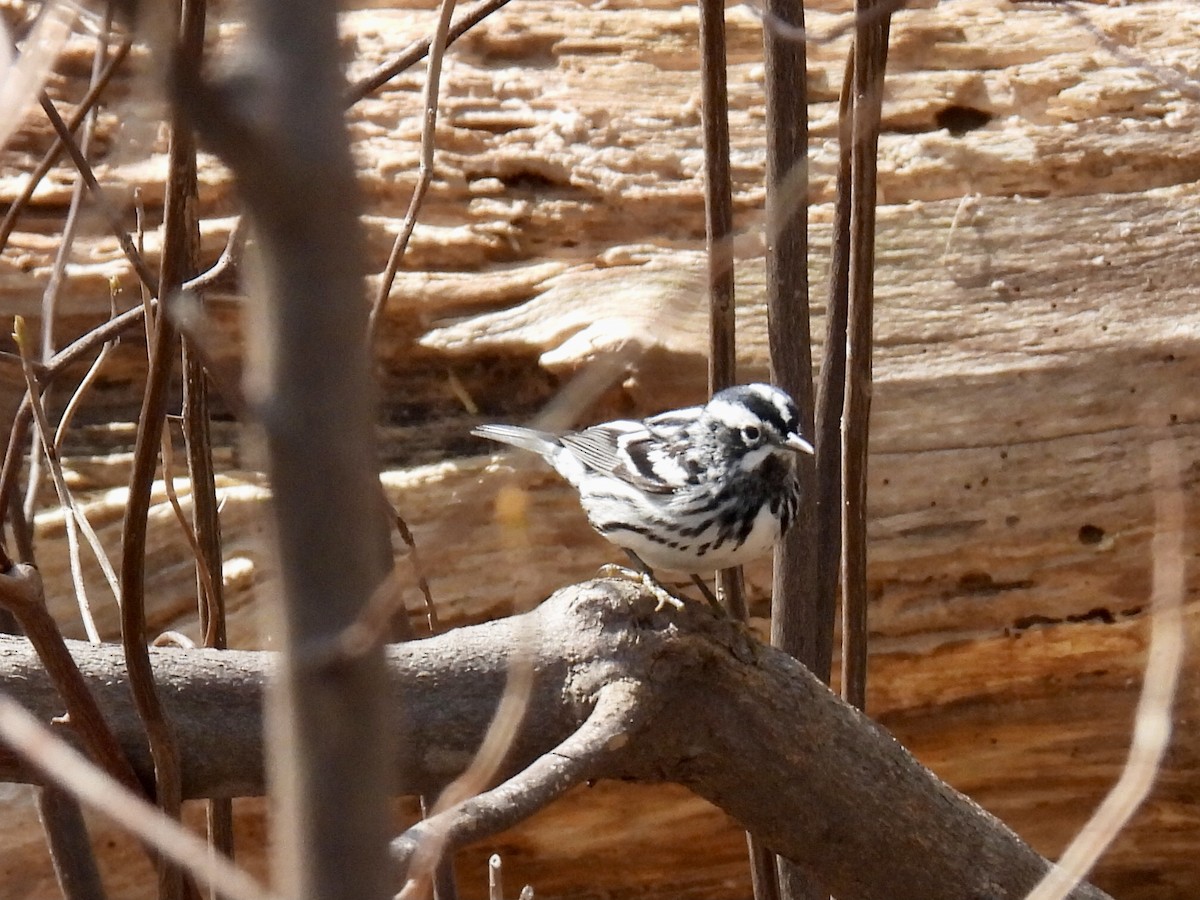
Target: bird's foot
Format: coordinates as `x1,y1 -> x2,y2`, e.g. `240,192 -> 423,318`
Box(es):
597,564 -> 686,610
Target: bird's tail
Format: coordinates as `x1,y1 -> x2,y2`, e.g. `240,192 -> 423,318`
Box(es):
471,424 -> 561,459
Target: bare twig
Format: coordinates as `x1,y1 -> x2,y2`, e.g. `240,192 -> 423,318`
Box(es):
175,135 -> 235,880
697,0 -> 770,885
347,0 -> 514,103
13,317 -> 119,640
167,292 -> 251,422
24,84 -> 116,866
1023,439 -> 1187,900
395,512 -> 438,633
699,0 -> 736,401
0,303 -> 151,558
368,0 -> 458,346
0,692 -> 278,900
36,786 -> 109,900
120,129 -> 186,900
36,92 -> 158,292
181,218 -> 247,294
0,492 -> 26,575
183,399 -> 235,881
159,428 -> 222,647
697,0 -> 745,625
21,7 -> 112,548
54,282 -> 121,452
0,38 -> 132,253
488,854 -> 503,900
37,4 -> 112,364
815,50 -> 854,673
840,0 -> 890,713
392,681 -> 641,896
128,2 -> 211,895
763,0 -> 824,676
36,302 -> 149,380
135,189 -> 155,342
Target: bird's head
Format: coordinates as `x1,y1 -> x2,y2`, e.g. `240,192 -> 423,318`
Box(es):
703,383 -> 814,467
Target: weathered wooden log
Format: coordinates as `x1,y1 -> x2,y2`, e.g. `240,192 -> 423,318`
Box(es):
1,0 -> 1197,897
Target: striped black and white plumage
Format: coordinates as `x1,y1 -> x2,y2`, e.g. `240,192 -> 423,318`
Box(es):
472,383 -> 813,574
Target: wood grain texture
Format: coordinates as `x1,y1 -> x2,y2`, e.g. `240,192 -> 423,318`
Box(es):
1,0 -> 1198,897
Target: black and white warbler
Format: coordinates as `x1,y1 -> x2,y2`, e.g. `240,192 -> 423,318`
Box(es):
472,383 -> 813,577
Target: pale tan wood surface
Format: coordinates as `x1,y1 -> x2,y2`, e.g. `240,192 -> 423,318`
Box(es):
1,0 -> 1198,896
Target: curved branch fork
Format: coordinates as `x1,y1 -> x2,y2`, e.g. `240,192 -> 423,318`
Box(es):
0,580 -> 1111,900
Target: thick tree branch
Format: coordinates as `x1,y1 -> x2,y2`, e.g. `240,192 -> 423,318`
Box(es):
392,681 -> 644,889
0,580 -> 1113,900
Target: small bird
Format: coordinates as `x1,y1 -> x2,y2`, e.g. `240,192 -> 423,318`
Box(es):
472,383 -> 814,581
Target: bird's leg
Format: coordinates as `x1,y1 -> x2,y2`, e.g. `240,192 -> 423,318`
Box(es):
595,551 -> 685,610
688,574 -> 726,615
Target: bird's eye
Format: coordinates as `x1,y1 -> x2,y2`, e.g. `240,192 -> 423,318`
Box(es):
742,425 -> 761,443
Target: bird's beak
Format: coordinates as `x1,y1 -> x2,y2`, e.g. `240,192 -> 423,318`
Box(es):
784,433 -> 815,455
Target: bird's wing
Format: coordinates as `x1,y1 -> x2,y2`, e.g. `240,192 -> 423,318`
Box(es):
643,407 -> 702,438
561,422 -> 679,494
559,420 -> 696,496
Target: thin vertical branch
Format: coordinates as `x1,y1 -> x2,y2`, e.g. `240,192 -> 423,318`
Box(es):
22,10 -> 113,542
119,160 -> 185,900
698,1 -> 770,895
37,6 -> 112,363
761,2 -> 824,899
487,854 -> 503,900
698,0 -> 745,624
0,410 -> 32,575
185,320 -> 236,879
157,0 -> 234,876
763,0 -> 821,676
37,786 -> 109,900
53,286 -> 121,452
179,1 -> 397,898
363,0 -> 457,818
840,2 -> 890,711
814,51 -> 854,658
699,0 -> 736,394
117,1 -> 209,896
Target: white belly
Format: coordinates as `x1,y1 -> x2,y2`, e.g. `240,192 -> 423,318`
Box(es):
601,502 -> 783,574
